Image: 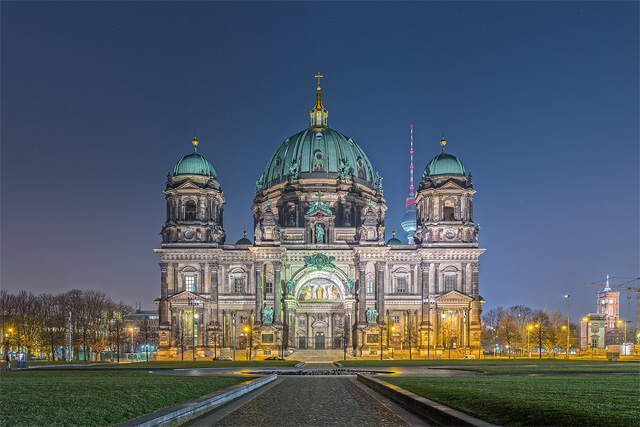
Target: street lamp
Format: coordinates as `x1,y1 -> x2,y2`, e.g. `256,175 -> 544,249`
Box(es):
391,326 -> 396,359
129,327 -> 134,363
244,325 -> 252,361
379,326 -> 383,361
617,320 -> 630,344
564,295 -> 570,359
188,297 -> 200,361
582,317 -> 593,359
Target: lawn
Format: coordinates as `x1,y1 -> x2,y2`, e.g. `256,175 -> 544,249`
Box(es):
2,359 -> 299,371
382,375 -> 640,426
339,357 -> 638,367
0,370 -> 248,426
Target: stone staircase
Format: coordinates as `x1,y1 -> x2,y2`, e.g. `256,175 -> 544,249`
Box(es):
288,349 -> 350,362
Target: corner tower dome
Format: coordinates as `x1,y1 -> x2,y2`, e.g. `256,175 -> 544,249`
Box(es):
422,137 -> 465,178
259,75 -> 377,190
174,137 -> 217,178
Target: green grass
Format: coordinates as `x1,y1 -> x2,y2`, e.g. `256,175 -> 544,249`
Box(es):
382,375 -> 640,426
0,369 -> 248,426
84,360 -> 300,369
339,357 -> 639,367
1,359 -> 299,371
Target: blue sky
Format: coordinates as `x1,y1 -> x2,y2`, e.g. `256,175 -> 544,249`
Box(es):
1,2 -> 638,324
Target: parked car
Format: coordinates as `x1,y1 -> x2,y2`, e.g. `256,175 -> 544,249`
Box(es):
213,356 -> 232,361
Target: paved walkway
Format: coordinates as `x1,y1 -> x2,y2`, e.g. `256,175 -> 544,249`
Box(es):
185,376 -> 432,426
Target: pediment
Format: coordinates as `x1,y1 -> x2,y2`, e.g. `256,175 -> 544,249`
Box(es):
435,290 -> 473,304
167,290 -> 210,303
439,181 -> 464,190
176,181 -> 202,190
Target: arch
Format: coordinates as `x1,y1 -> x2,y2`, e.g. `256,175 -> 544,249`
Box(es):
184,199 -> 197,221
290,267 -> 350,302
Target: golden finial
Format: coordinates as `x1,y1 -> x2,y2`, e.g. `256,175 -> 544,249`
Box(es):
315,72 -> 323,90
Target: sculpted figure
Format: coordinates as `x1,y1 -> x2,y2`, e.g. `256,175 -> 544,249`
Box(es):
365,307 -> 379,324
262,307 -> 274,324
315,224 -> 325,244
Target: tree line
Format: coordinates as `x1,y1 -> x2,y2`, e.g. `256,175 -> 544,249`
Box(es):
0,288 -> 139,361
481,305 -> 579,357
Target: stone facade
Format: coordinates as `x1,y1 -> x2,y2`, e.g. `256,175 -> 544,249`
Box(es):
154,82 -> 485,359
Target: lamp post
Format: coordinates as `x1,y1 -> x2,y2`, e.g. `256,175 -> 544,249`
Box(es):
582,317 -> 592,358
391,326 -> 396,359
232,312 -> 236,361
564,295 -> 570,358
188,297 -> 200,361
536,323 -> 542,359
129,327 -> 134,363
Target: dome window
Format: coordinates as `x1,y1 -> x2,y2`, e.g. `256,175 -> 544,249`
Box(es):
185,200 -> 197,221
313,150 -> 325,172
357,159 -> 366,180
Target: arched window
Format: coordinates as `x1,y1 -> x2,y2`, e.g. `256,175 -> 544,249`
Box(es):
443,199 -> 455,221
393,268 -> 410,294
185,200 -> 197,221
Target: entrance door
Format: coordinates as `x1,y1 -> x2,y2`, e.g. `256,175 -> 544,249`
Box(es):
315,332 -> 325,349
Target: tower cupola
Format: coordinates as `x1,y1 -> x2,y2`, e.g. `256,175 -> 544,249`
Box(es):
310,72 -> 328,128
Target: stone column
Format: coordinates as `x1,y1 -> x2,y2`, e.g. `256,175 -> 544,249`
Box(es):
254,262 -> 264,324
432,263 -> 439,294
375,262 -> 385,325
421,264 -> 430,325
209,262 -> 220,327
357,261 -> 367,325
273,262 -> 282,325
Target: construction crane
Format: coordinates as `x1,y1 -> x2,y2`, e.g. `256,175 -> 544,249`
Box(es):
581,276 -> 640,337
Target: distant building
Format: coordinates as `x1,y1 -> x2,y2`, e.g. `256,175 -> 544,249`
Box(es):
126,305 -> 159,354
595,277 -> 620,329
581,313 -> 606,350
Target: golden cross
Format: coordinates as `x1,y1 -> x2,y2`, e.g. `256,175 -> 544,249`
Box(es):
315,72 -> 323,88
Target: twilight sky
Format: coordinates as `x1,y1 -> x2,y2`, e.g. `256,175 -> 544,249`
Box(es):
1,2 -> 638,325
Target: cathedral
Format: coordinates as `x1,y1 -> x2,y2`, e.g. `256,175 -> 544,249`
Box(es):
154,76 -> 485,359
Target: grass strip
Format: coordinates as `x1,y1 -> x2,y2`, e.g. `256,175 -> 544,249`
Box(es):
382,375 -> 640,426
0,370 -> 247,426
340,358 -> 638,367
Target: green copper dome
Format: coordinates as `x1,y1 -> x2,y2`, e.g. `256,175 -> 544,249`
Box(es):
423,152 -> 465,177
174,153 -> 217,177
173,137 -> 217,178
261,127 -> 376,189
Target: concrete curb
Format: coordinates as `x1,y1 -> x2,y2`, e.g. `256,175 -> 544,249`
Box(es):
119,374 -> 277,427
357,374 -> 497,427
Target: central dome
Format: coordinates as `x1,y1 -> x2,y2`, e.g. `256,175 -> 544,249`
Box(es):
262,127 -> 375,189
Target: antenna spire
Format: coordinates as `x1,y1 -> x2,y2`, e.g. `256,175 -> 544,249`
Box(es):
410,124 -> 414,195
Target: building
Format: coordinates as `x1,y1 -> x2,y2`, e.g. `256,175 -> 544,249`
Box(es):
581,313 -> 606,350
125,305 -> 160,356
154,77 -> 485,359
595,275 -> 620,329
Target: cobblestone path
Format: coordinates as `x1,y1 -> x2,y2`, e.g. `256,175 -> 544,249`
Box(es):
194,377 -> 421,426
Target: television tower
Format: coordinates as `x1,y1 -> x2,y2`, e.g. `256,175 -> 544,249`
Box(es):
401,124 -> 417,244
